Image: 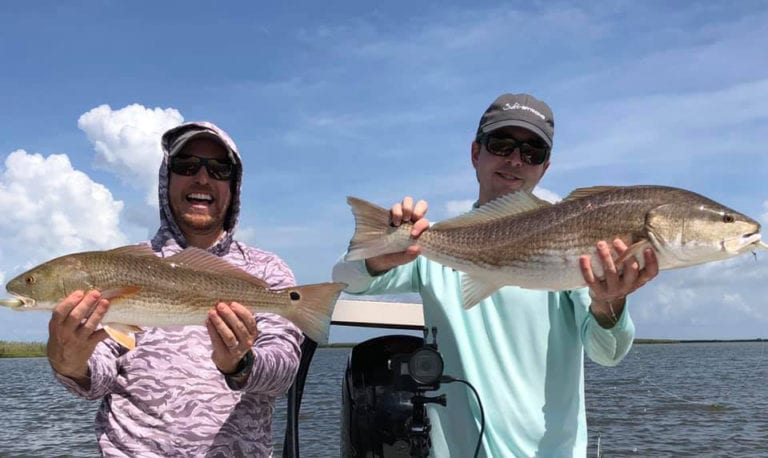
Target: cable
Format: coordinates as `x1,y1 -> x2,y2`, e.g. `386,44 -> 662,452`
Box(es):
441,376 -> 484,458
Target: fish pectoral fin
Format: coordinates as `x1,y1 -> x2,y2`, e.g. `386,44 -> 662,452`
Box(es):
614,240 -> 653,266
104,324 -> 139,351
100,286 -> 141,302
461,274 -> 505,310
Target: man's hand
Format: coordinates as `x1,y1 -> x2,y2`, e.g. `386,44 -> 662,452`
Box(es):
47,290 -> 110,388
206,302 -> 259,376
365,196 -> 431,275
579,239 -> 659,327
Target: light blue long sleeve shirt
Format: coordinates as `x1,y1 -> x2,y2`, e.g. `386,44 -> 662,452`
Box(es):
332,255 -> 635,458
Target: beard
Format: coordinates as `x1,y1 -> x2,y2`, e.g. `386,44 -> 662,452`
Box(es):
176,211 -> 224,233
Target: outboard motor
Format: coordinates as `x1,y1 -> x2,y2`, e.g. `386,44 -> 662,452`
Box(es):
341,329 -> 448,458
340,335 -> 424,457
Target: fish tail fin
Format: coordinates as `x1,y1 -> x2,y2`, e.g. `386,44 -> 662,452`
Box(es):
285,282 -> 346,344
345,196 -> 410,261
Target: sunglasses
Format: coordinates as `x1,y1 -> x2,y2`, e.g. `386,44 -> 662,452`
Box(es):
169,155 -> 235,181
480,135 -> 550,165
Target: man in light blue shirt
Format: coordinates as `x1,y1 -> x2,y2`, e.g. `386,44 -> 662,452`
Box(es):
332,93 -> 660,457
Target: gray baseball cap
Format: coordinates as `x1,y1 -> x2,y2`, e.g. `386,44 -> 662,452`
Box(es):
476,93 -> 555,147
162,121 -> 238,162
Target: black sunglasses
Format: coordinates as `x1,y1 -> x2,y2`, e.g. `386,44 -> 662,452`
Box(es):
169,155 -> 235,181
479,135 -> 550,165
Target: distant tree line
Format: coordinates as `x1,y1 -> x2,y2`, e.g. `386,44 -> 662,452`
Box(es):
0,341 -> 46,357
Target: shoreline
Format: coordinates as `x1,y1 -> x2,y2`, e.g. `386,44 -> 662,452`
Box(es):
2,338 -> 765,358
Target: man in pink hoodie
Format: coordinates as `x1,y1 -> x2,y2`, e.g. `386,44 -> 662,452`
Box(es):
46,122 -> 302,457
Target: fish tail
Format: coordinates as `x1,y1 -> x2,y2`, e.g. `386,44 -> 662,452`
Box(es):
345,196 -> 410,261
285,282 -> 346,344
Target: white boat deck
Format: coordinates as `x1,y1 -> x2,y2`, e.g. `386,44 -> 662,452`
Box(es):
330,299 -> 424,329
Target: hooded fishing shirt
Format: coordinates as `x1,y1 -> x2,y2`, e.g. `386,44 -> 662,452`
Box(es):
54,122 -> 303,457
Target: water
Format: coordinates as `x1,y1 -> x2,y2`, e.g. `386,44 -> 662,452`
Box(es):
585,341 -> 768,457
1,343 -> 766,457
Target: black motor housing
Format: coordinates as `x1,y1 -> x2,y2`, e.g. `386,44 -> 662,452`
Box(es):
340,335 -> 424,457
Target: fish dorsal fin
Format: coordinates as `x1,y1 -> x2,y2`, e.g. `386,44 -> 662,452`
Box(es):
165,247 -> 270,288
434,190 -> 550,231
562,186 -> 619,202
106,244 -> 158,258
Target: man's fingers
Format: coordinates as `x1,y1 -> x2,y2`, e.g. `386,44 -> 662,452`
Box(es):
390,203 -> 404,226
401,196 -> 414,222
68,290 -> 102,324
579,255 -> 597,285
209,304 -> 239,348
642,249 -> 659,281
229,302 -> 258,337
206,316 -> 227,350
391,197 -> 428,228
365,249 -> 420,275
412,199 -> 428,220
220,303 -> 252,344
51,290 -> 86,326
78,299 -> 110,336
411,219 -> 430,238
86,328 -> 110,347
597,242 -> 619,290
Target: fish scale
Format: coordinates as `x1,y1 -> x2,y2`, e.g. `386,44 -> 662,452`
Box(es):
83,254 -> 290,324
345,185 -> 763,308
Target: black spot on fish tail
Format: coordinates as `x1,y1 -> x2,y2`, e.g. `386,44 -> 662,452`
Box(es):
290,291 -> 301,300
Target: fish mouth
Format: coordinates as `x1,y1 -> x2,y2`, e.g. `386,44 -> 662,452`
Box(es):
723,232 -> 762,253
0,298 -> 25,308
2,294 -> 34,309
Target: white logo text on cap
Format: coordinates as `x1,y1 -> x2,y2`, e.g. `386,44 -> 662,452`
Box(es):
502,102 -> 546,121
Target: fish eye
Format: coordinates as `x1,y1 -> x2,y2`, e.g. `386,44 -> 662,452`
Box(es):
25,275 -> 36,285
722,214 -> 735,223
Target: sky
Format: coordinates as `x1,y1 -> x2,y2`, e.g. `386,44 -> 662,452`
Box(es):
1,1 -> 767,343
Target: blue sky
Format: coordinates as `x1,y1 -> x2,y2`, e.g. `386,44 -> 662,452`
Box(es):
1,1 -> 767,342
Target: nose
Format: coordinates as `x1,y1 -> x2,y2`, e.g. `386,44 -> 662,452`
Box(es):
192,165 -> 211,183
503,147 -> 524,166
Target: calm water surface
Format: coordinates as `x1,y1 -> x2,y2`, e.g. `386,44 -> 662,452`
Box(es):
1,343 -> 766,457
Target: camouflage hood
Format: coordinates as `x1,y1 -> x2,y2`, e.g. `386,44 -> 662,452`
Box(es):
150,121 -> 243,256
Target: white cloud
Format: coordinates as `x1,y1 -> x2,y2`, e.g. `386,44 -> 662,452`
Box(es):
632,252 -> 768,338
77,104 -> 183,206
0,150 -> 128,273
533,186 -> 562,203
445,199 -> 473,216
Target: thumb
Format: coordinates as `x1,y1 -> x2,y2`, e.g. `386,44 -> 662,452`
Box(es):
87,328 -> 110,348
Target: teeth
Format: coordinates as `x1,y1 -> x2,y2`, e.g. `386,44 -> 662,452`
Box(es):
187,193 -> 213,202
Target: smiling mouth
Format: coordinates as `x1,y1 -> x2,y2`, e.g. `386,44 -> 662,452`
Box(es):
496,171 -> 521,181
187,193 -> 214,204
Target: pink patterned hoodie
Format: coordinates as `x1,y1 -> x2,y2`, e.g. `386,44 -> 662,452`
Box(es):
55,121 -> 303,457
